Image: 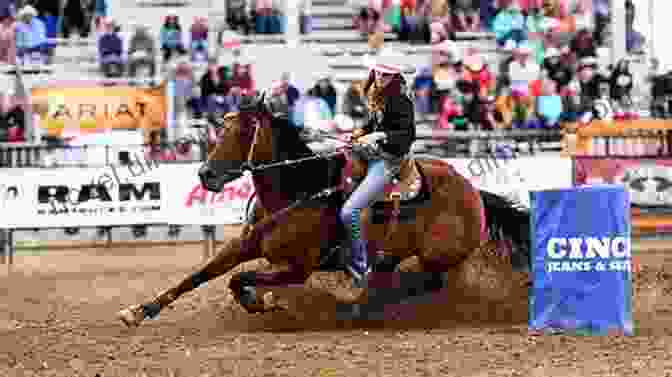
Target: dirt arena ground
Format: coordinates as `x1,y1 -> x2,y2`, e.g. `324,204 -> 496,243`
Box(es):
1,228 -> 672,377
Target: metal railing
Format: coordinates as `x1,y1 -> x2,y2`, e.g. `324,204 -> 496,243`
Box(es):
0,140 -> 209,168
0,127 -> 563,167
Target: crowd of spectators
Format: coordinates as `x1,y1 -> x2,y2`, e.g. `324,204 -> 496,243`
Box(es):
0,0 -> 661,146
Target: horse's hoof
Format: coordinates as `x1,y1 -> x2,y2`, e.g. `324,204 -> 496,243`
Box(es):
117,305 -> 144,327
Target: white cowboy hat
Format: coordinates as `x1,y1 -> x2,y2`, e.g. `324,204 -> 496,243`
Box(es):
578,56 -> 598,68
18,5 -> 37,17
365,48 -> 407,74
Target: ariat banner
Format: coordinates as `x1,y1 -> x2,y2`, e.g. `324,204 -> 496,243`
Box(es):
529,185 -> 633,335
31,84 -> 167,136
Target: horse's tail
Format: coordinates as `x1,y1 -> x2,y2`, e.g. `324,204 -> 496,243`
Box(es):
479,190 -> 531,271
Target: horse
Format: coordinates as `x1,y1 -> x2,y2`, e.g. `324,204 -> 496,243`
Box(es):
117,98 -> 531,326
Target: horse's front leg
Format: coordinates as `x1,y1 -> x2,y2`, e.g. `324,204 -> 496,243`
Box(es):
228,261 -> 315,314
228,206 -> 338,314
117,234 -> 263,327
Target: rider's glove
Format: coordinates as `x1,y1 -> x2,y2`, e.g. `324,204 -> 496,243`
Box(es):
358,131 -> 387,145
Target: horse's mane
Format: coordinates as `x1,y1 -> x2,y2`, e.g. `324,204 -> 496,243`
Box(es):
263,115 -> 337,202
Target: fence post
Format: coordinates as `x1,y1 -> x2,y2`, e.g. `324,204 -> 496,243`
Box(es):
201,225 -> 215,262
105,227 -> 113,248
7,230 -> 13,266
0,229 -> 5,264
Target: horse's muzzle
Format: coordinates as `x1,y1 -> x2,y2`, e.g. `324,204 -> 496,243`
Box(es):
198,162 -> 230,192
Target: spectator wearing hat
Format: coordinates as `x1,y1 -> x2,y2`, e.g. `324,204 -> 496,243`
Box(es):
307,72 -> 338,116
542,47 -> 573,95
0,9 -> 16,64
128,23 -> 156,77
62,0 -> 92,39
15,5 -> 47,62
161,13 -> 187,62
507,42 -> 540,127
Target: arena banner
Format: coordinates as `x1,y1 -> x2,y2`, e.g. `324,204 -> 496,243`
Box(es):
529,185 -> 633,335
444,156 -> 573,208
30,84 -> 167,137
574,157 -> 672,232
161,163 -> 255,225
0,165 -> 165,228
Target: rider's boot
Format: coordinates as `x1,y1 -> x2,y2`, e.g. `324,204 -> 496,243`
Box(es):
346,239 -> 371,288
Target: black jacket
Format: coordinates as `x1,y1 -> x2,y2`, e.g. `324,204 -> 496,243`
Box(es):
361,93 -> 415,157
200,68 -> 231,99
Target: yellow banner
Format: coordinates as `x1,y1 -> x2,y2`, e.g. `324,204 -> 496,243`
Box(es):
31,84 -> 167,136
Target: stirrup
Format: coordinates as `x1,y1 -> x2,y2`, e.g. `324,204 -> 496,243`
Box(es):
346,265 -> 371,288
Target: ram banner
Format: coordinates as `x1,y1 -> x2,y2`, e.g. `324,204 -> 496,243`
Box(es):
0,165 -> 165,228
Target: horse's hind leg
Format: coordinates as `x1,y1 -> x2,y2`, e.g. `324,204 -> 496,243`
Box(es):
117,235 -> 262,327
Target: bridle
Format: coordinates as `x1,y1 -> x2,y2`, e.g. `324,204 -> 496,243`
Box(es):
210,109 -> 348,176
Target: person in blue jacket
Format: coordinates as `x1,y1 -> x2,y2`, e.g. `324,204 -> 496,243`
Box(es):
160,12 -> 187,62
16,6 -> 48,63
98,18 -> 124,77
492,0 -> 526,47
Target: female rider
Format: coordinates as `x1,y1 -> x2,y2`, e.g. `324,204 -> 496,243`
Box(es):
340,52 -> 416,286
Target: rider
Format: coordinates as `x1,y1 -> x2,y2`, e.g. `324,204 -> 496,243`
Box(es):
340,49 -> 416,285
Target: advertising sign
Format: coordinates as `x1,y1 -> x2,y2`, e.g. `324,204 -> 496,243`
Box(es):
574,157 -> 672,232
529,185 -> 633,335
31,84 -> 167,136
0,165 -> 165,228
161,163 -> 255,225
444,155 -> 573,208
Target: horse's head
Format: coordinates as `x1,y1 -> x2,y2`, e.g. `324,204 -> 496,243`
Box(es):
199,94 -> 276,192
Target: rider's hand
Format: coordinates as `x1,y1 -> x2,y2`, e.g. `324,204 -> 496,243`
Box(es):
358,131 -> 386,145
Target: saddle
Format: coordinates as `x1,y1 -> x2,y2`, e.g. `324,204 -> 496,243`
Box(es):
341,153 -> 430,227
343,155 -> 424,202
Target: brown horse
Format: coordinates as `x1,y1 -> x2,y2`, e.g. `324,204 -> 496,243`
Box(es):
117,101 -> 531,326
